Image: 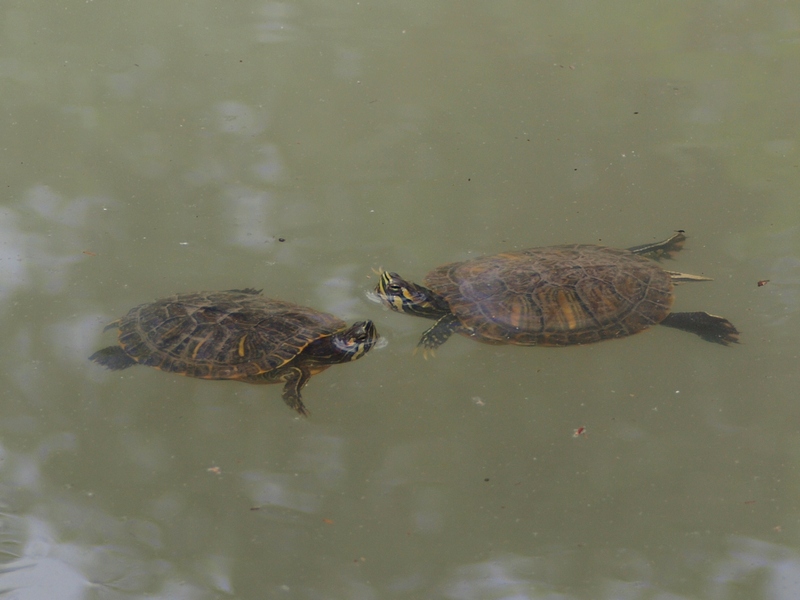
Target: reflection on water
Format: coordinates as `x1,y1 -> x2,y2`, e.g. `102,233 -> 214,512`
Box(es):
5,496 -> 800,599
1,185 -> 102,301
244,434 -> 345,517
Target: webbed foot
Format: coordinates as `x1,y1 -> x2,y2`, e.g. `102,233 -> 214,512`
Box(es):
628,231 -> 686,260
660,311 -> 739,345
89,346 -> 137,370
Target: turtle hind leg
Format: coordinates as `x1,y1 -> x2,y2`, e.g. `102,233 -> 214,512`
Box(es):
89,346 -> 138,370
660,312 -> 740,345
417,313 -> 461,358
628,231 -> 686,259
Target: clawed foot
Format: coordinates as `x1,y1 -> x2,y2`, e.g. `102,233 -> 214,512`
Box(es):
413,343 -> 437,360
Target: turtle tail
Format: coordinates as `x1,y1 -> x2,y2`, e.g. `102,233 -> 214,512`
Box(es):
89,346 -> 137,370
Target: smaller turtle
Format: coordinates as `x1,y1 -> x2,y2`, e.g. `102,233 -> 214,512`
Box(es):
89,289 -> 379,416
374,232 -> 739,353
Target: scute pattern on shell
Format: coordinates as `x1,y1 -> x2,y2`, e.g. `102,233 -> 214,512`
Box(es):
423,245 -> 674,346
111,290 -> 347,379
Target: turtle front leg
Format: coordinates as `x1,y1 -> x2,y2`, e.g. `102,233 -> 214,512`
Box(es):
417,313 -> 462,357
278,366 -> 311,416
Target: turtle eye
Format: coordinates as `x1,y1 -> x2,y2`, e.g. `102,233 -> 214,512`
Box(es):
385,283 -> 404,295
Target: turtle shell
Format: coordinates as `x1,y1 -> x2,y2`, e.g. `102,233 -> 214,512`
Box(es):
423,245 -> 674,346
109,289 -> 348,380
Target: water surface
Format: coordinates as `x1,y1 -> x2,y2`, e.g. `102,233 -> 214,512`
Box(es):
1,1 -> 799,598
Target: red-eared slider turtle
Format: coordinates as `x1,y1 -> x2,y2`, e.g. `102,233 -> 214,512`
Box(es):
374,232 -> 738,352
89,289 -> 379,416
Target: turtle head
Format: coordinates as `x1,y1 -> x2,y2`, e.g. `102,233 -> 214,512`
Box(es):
374,270 -> 448,320
331,320 -> 379,362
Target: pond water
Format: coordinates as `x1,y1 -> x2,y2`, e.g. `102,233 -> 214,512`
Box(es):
2,1 -> 800,598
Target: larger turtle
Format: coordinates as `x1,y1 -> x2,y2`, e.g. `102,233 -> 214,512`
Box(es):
374,232 -> 738,352
89,289 -> 379,416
